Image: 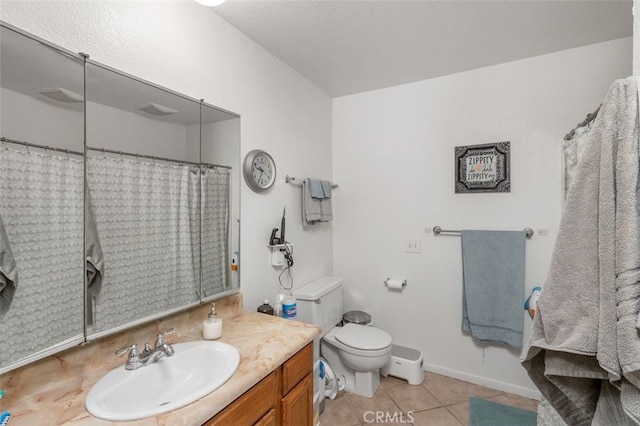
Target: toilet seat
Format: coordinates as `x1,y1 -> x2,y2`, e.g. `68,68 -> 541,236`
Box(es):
335,323 -> 392,350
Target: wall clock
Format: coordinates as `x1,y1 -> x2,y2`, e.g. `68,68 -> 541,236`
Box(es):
243,149 -> 276,192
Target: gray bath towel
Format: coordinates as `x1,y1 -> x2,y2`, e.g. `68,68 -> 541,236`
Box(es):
521,76 -> 640,424
0,215 -> 17,317
303,178 -> 333,225
461,230 -> 525,348
319,196 -> 333,222
303,179 -> 322,224
86,190 -> 104,297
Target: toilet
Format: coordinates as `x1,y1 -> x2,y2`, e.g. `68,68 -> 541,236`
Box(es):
293,276 -> 392,397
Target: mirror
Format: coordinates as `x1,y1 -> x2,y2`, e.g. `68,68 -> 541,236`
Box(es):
200,104 -> 241,300
0,22 -> 241,372
0,24 -> 85,371
85,63 -> 203,336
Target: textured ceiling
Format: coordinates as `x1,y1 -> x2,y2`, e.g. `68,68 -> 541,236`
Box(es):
213,0 -> 633,97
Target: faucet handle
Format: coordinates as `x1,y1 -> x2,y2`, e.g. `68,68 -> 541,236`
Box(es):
115,343 -> 139,357
160,327 -> 175,337
140,342 -> 153,358
116,344 -> 143,370
155,327 -> 175,347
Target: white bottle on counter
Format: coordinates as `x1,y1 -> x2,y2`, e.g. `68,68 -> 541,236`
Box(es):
203,303 -> 222,339
282,295 -> 297,320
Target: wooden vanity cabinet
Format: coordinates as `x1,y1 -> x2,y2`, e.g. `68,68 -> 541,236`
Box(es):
205,342 -> 313,426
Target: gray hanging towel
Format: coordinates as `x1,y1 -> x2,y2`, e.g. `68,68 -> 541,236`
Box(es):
461,230 -> 526,348
0,214 -> 18,317
303,179 -> 322,225
86,189 -> 104,297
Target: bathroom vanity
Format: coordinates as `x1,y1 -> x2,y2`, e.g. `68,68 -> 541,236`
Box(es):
1,293 -> 320,425
205,343 -> 313,425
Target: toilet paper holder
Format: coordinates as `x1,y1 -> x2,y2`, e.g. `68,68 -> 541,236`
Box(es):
384,277 -> 407,289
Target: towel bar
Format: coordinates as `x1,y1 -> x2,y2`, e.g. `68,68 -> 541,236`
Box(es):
432,225 -> 534,239
285,175 -> 338,188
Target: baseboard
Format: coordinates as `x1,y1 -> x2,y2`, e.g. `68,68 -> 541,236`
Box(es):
421,362 -> 542,401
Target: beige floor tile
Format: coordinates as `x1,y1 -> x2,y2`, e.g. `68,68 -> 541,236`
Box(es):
445,401 -> 469,426
487,393 -> 539,412
320,393 -> 361,426
321,371 -> 538,425
380,374 -> 408,388
422,372 -> 503,406
385,383 -> 442,413
411,407 -> 463,426
346,388 -> 402,424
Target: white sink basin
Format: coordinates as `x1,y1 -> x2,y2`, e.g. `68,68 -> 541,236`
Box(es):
85,340 -> 240,421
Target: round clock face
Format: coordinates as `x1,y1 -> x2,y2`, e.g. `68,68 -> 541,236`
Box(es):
243,149 -> 276,192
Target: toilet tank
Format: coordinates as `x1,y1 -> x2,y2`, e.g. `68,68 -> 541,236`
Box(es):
293,276 -> 343,338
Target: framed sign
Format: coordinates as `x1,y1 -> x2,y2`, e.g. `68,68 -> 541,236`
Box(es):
455,142 -> 510,193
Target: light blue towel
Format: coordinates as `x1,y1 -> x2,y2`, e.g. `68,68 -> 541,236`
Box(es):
308,178 -> 325,199
461,230 -> 525,347
308,178 -> 332,200
320,180 -> 332,199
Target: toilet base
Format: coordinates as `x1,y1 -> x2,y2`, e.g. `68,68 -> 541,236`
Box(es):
321,340 -> 381,398
353,369 -> 380,398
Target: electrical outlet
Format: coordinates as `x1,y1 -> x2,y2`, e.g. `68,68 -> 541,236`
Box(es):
405,239 -> 421,253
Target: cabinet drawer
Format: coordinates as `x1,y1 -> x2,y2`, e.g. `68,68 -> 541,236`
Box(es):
205,370 -> 277,426
282,343 -> 313,395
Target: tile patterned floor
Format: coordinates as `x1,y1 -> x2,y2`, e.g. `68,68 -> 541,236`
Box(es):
319,371 -> 539,426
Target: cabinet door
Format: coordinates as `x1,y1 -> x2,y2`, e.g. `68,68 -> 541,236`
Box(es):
281,374 -> 312,426
205,370 -> 277,426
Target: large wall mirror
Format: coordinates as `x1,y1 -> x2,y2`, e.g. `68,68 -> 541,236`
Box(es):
0,22 -> 241,372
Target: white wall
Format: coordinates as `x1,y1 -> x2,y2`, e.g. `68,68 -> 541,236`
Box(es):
0,0 -> 334,311
333,37 -> 632,397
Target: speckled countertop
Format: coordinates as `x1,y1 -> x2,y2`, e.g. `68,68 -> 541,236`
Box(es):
1,293 -> 321,425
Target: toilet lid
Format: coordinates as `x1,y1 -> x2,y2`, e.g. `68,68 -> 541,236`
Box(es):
335,323 -> 392,350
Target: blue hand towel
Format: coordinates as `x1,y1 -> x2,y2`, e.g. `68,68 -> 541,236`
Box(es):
320,180 -> 332,199
308,178 -> 325,199
461,230 -> 525,347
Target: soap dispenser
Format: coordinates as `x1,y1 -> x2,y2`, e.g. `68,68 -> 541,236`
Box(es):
203,303 -> 222,340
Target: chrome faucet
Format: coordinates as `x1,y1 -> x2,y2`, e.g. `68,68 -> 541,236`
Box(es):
116,328 -> 176,370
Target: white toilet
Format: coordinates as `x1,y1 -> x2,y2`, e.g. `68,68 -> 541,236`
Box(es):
293,276 -> 392,397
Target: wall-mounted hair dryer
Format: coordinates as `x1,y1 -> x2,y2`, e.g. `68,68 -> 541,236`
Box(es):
269,207 -> 287,245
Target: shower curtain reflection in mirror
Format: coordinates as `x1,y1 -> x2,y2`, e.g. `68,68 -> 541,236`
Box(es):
201,166 -> 231,298
87,154 -> 200,333
0,146 -> 84,367
86,154 -> 231,333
